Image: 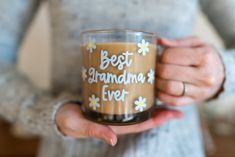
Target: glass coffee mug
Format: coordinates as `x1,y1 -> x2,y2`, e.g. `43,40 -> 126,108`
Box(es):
80,29 -> 157,125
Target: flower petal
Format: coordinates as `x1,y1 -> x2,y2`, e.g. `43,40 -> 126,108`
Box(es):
89,97 -> 92,102
143,98 -> 146,103
135,106 -> 140,111
138,49 -> 142,53
143,103 -> 147,108
134,100 -> 139,105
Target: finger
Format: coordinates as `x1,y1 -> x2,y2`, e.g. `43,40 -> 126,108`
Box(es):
158,36 -> 205,47
160,47 -> 202,66
157,63 -> 204,86
155,78 -> 203,98
110,109 -> 182,135
155,78 -> 184,96
157,91 -> 195,106
80,120 -> 117,146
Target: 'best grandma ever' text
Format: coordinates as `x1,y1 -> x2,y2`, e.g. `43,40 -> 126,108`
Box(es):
88,50 -> 146,102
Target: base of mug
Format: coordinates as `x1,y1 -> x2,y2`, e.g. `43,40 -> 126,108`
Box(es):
81,106 -> 155,125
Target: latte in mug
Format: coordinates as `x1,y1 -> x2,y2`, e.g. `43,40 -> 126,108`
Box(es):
81,29 -> 157,125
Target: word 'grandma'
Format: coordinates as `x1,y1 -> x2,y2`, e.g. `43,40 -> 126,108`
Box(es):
88,67 -> 145,84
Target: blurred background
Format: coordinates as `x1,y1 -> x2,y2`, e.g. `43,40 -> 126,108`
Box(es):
0,1 -> 235,157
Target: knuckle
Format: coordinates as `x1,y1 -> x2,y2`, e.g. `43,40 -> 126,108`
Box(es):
201,47 -> 212,64
85,124 -> 96,137
165,82 -> 175,94
62,116 -> 75,130
161,49 -> 172,62
159,65 -> 169,78
204,74 -> 216,86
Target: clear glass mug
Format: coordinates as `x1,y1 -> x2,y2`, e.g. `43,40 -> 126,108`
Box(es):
80,29 -> 157,125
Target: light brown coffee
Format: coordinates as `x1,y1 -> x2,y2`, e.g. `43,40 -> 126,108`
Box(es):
81,42 -> 156,115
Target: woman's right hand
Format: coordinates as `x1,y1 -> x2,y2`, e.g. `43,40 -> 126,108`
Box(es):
56,103 -> 182,146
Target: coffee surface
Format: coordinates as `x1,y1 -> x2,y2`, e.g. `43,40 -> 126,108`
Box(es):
81,42 -> 156,114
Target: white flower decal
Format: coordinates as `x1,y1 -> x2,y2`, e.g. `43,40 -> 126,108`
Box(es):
86,37 -> 96,53
137,39 -> 149,56
134,96 -> 147,112
89,94 -> 100,110
81,67 -> 87,81
147,69 -> 155,84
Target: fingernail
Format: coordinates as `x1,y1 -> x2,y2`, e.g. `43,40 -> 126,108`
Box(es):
166,113 -> 175,119
109,139 -> 116,146
110,139 -> 115,146
161,38 -> 171,42
158,38 -> 165,43
175,112 -> 183,118
168,112 -> 183,119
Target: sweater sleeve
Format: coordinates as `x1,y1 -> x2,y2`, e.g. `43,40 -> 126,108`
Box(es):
0,0 -> 76,138
0,63 -> 78,139
199,0 -> 235,99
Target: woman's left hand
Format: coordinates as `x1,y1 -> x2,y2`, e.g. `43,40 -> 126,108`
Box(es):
155,36 -> 225,106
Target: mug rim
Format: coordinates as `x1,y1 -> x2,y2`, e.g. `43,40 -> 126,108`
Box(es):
81,29 -> 156,37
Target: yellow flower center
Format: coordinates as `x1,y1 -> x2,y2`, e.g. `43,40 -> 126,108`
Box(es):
140,44 -> 147,49
91,99 -> 97,105
139,102 -> 143,106
88,42 -> 93,48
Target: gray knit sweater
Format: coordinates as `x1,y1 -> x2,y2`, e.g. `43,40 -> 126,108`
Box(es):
0,0 -> 235,157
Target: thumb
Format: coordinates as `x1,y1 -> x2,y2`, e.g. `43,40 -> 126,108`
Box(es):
82,121 -> 118,146
56,103 -> 117,146
157,36 -> 205,47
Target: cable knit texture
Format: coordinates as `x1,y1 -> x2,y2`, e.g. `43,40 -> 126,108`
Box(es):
0,0 -> 235,157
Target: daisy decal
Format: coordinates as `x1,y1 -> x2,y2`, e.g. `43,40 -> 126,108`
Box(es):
147,69 -> 155,84
86,37 -> 96,53
137,39 -> 149,56
89,94 -> 100,110
81,67 -> 87,81
134,96 -> 147,112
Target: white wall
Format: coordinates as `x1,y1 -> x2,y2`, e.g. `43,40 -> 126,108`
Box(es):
18,3 -> 51,89
18,2 -> 224,89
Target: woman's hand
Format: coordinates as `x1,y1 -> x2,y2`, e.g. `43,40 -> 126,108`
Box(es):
56,103 -> 182,146
156,36 -> 225,106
